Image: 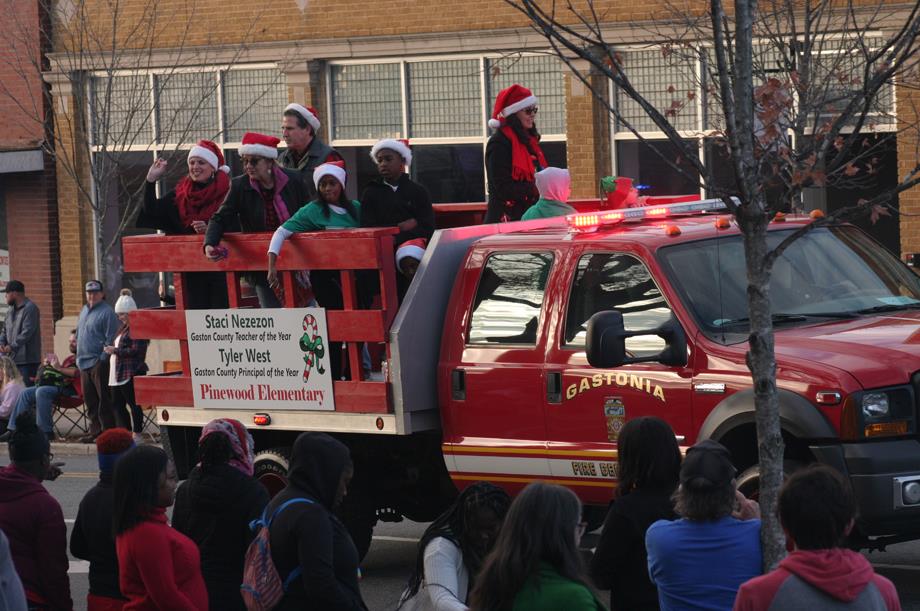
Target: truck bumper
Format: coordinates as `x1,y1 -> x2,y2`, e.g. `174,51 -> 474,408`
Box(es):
811,439 -> 920,537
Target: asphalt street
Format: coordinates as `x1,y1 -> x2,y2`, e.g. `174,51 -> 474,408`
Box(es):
3,453 -> 920,611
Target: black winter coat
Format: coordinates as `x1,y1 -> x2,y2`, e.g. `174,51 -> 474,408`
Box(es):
359,175 -> 434,247
172,463 -> 269,611
590,486 -> 677,611
484,129 -> 541,223
70,475 -> 124,601
267,433 -> 367,611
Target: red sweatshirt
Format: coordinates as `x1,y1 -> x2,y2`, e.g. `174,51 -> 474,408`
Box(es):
115,508 -> 208,611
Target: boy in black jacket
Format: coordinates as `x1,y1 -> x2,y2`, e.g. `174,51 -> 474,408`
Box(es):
360,139 -> 435,301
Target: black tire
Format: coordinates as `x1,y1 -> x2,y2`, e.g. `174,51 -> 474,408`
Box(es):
253,447 -> 291,499
736,459 -> 806,502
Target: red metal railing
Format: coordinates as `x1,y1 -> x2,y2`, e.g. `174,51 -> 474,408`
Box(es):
122,228 -> 399,414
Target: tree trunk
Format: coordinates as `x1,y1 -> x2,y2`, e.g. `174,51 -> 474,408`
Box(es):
739,198 -> 786,570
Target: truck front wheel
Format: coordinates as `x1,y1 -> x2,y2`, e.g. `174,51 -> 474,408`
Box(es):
735,459 -> 806,501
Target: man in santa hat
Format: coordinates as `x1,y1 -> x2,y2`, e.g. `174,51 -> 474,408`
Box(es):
278,103 -> 343,198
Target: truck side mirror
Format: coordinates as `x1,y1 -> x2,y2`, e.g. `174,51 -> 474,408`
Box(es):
586,310 -> 687,368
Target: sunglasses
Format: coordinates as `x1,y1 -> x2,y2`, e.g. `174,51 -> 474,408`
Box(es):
241,157 -> 265,167
523,106 -> 539,115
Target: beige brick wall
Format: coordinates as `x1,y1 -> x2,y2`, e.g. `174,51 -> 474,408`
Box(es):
565,65 -> 612,199
898,82 -> 920,257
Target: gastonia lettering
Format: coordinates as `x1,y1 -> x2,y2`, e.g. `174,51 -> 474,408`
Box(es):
570,460 -> 619,478
203,313 -> 276,330
566,373 -> 666,402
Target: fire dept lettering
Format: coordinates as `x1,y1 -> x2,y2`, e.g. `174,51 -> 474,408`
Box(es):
571,460 -> 619,478
565,372 -> 666,402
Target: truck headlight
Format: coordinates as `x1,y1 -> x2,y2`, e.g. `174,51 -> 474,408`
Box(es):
862,392 -> 890,419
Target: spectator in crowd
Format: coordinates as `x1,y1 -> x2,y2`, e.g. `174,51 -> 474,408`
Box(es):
205,132 -> 308,308
104,290 -> 148,444
0,280 -> 41,386
267,432 -> 367,610
0,529 -> 27,611
0,412 -> 70,611
360,139 -> 435,301
646,439 -> 762,611
395,238 -> 427,282
484,85 -> 547,223
591,416 -> 681,611
398,481 -> 511,611
278,104 -> 343,198
172,418 -> 269,611
734,465 -> 900,611
470,482 -> 605,611
1,330 -> 80,442
71,428 -> 135,611
0,358 -> 24,436
140,140 -> 232,309
521,168 -> 576,221
77,280 -> 120,443
113,445 -> 207,611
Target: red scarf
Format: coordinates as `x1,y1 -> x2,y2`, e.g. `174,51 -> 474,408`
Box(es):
501,125 -> 547,182
173,171 -> 230,231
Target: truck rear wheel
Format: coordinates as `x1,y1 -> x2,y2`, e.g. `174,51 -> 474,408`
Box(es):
253,448 -> 291,498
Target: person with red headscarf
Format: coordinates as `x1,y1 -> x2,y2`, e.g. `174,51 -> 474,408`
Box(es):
140,140 -> 232,309
484,84 -> 548,223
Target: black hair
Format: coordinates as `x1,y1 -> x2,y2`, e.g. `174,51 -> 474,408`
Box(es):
506,113 -> 542,158
779,465 -> 856,550
112,445 -> 168,536
401,482 -> 511,606
315,175 -> 358,221
9,411 -> 49,464
470,482 -> 586,611
616,416 -> 681,498
197,432 -> 234,470
283,109 -> 315,136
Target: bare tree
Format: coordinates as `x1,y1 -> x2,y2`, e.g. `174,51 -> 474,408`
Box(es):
510,0 -> 920,567
0,0 -> 286,294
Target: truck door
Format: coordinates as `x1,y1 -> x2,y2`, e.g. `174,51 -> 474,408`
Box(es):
543,251 -> 694,505
442,250 -> 555,495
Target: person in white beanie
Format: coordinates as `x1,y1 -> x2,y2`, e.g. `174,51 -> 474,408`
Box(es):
103,289 -> 149,443
521,167 -> 576,220
139,139 -> 231,309
278,103 -> 343,199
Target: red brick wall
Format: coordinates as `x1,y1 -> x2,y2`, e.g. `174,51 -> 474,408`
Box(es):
0,0 -> 46,150
3,162 -> 63,354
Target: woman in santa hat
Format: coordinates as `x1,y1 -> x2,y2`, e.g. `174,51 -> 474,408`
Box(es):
484,84 -> 548,223
140,140 -> 231,309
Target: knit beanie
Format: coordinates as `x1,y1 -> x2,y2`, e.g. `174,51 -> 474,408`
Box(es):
96,428 -> 135,475
9,412 -> 50,463
114,288 -> 137,314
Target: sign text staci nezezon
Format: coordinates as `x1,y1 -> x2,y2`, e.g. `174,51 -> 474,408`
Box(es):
186,308 -> 336,410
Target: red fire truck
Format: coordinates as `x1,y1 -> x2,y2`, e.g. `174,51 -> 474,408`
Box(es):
124,198 -> 920,555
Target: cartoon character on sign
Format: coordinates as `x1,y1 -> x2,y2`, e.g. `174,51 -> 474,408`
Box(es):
299,314 -> 326,382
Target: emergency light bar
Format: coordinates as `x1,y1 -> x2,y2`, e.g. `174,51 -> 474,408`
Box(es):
566,198 -> 730,232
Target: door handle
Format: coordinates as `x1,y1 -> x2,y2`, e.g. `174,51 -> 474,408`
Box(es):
546,371 -> 562,404
451,369 -> 466,401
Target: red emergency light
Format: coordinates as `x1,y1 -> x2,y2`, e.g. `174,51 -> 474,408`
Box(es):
566,198 -> 730,232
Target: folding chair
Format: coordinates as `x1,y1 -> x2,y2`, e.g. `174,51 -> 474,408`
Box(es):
53,394 -> 88,439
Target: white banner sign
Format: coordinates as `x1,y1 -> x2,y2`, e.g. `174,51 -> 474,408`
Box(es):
186,308 -> 335,410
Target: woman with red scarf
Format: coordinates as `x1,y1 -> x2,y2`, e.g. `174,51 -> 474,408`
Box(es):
484,84 -> 548,223
140,140 -> 231,308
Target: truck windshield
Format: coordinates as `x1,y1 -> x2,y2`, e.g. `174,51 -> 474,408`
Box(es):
658,225 -> 920,343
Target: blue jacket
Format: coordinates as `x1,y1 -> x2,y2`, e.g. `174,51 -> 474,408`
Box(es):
76,301 -> 120,371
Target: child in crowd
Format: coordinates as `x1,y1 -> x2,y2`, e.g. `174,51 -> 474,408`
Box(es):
470,482 -> 605,611
521,167 -> 576,220
591,416 -> 681,611
398,482 -> 511,610
0,356 -> 25,434
395,238 -> 427,282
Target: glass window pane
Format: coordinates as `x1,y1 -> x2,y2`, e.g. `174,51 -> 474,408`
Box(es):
407,60 -> 481,138
156,72 -> 219,144
564,253 -> 672,355
331,64 -> 402,140
615,49 -> 699,132
468,252 -> 553,345
223,68 -> 286,143
91,75 -> 152,146
541,141 -> 567,169
487,55 -> 566,135
410,144 -> 485,203
616,139 -> 700,196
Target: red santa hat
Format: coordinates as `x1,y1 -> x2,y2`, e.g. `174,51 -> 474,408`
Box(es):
370,138 -> 412,166
395,238 -> 427,267
284,103 -> 321,132
188,139 -> 230,174
488,84 -> 539,129
239,132 -> 281,159
313,160 -> 347,191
